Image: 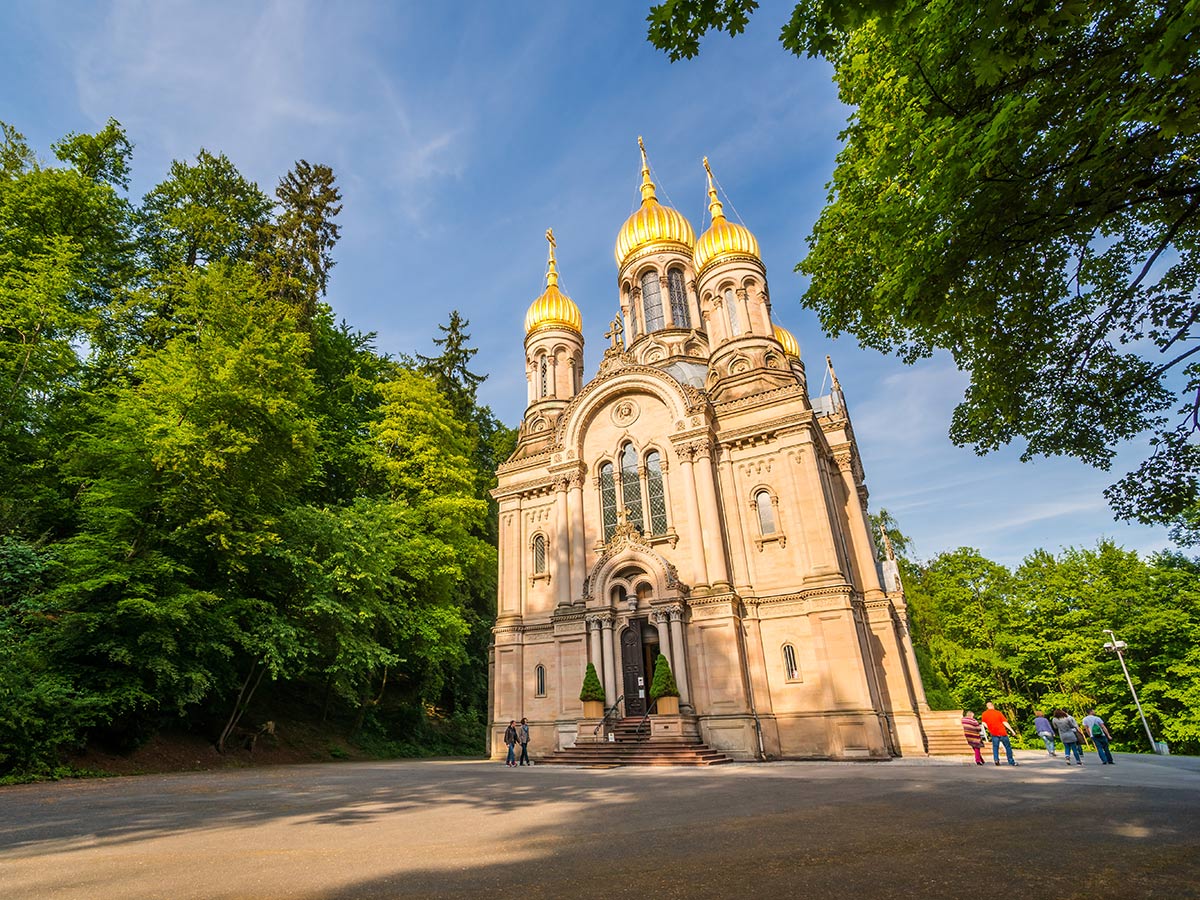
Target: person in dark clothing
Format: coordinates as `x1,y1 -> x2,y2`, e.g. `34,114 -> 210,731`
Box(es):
518,718 -> 531,766
503,721 -> 518,767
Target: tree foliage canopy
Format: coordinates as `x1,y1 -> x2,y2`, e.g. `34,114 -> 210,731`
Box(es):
648,0 -> 1200,543
0,120 -> 512,776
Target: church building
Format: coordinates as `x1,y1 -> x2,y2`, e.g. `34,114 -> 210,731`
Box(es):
489,141 -> 933,760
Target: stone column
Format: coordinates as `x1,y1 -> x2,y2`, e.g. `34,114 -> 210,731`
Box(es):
717,452 -> 752,590
586,615 -> 603,675
667,606 -> 691,707
548,354 -> 558,398
677,446 -> 709,587
693,442 -> 731,588
567,474 -> 586,602
660,273 -> 674,328
526,363 -> 534,406
553,478 -> 570,607
600,613 -> 617,708
834,451 -> 885,595
652,610 -> 672,669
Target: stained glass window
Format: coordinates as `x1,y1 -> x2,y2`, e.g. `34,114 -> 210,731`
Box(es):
621,443 -> 644,532
725,288 -> 740,335
641,272 -> 664,332
533,533 -> 546,573
646,450 -> 668,535
756,490 -> 776,535
535,664 -> 546,697
540,357 -> 548,397
667,268 -> 689,328
600,462 -> 618,541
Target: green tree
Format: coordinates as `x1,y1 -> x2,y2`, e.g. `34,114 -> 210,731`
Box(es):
139,149 -> 271,272
259,160 -> 343,328
648,0 -> 1200,543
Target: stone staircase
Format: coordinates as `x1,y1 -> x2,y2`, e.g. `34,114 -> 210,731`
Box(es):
921,709 -> 971,756
541,717 -> 734,767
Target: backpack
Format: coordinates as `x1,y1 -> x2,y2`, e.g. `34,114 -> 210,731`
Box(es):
1091,720 -> 1104,736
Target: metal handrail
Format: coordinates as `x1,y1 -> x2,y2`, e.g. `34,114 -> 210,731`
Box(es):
593,694 -> 625,736
633,698 -> 659,741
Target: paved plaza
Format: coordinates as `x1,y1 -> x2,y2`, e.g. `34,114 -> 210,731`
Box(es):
3,751 -> 1199,899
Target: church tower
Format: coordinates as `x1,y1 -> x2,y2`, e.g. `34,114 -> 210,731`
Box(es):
695,158 -> 798,402
523,229 -> 584,433
614,139 -> 709,374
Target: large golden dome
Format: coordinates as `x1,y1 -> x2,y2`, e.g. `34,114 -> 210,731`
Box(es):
773,324 -> 800,359
614,137 -> 695,268
525,228 -> 583,335
694,157 -> 761,274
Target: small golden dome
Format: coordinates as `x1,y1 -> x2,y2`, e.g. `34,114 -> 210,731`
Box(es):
525,228 -> 583,335
694,157 -> 761,274
614,137 -> 696,268
773,324 -> 800,359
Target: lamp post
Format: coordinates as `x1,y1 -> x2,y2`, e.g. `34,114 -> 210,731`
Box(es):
1102,628 -> 1159,754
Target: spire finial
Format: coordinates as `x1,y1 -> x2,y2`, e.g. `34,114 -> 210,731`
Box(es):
545,227 -> 558,288
825,354 -> 841,391
879,523 -> 896,561
703,156 -> 725,221
637,136 -> 657,205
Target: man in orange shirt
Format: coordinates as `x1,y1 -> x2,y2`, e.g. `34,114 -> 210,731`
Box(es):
981,702 -> 1018,766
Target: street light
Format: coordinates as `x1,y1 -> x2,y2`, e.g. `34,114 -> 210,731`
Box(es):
1102,628 -> 1160,754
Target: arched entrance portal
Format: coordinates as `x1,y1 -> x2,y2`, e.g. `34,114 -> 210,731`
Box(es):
620,617 -> 661,718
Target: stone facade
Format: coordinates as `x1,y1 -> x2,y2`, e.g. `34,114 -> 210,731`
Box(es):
489,147 -> 931,761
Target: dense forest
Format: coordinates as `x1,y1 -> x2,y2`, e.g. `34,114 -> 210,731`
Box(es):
0,120 -> 515,778
2,120 -> 1197,780
881,518 -> 1200,755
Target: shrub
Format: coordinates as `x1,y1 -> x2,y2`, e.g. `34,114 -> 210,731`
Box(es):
579,663 -> 605,703
649,654 -> 679,700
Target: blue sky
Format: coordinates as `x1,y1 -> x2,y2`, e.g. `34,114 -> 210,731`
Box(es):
1,0 -> 1175,565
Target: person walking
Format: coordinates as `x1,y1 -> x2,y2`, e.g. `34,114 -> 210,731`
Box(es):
1033,710 -> 1057,757
980,702 -> 1017,766
1082,709 -> 1115,765
1051,709 -> 1084,766
961,711 -> 986,765
518,717 -> 531,766
503,720 -> 518,767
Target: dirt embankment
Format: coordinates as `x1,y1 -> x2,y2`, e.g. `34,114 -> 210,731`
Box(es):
66,719 -> 370,777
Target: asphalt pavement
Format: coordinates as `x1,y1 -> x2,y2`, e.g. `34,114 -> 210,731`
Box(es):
2,750 -> 1198,899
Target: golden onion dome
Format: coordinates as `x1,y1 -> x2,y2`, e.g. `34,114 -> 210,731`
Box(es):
525,228 -> 583,336
694,157 -> 761,274
614,137 -> 696,268
774,324 -> 801,359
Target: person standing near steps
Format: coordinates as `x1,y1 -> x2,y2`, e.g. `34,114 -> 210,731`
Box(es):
518,717 -> 531,766
961,711 -> 986,765
980,702 -> 1018,766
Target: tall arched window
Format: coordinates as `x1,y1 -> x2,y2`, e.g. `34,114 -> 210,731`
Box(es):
782,644 -> 801,681
641,272 -> 664,332
599,462 -> 618,541
532,534 -> 547,574
667,268 -> 690,328
534,664 -> 547,697
756,490 -> 776,535
621,443 -> 644,532
725,288 -> 740,335
645,450 -> 668,535
539,357 -> 548,397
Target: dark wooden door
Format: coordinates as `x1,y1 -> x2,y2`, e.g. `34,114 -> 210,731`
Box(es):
621,619 -> 647,717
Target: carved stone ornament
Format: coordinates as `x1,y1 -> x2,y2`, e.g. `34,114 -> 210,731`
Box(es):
611,399 -> 640,427
581,529 -> 690,601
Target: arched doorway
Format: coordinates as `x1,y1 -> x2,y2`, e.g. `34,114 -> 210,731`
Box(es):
620,617 -> 661,717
